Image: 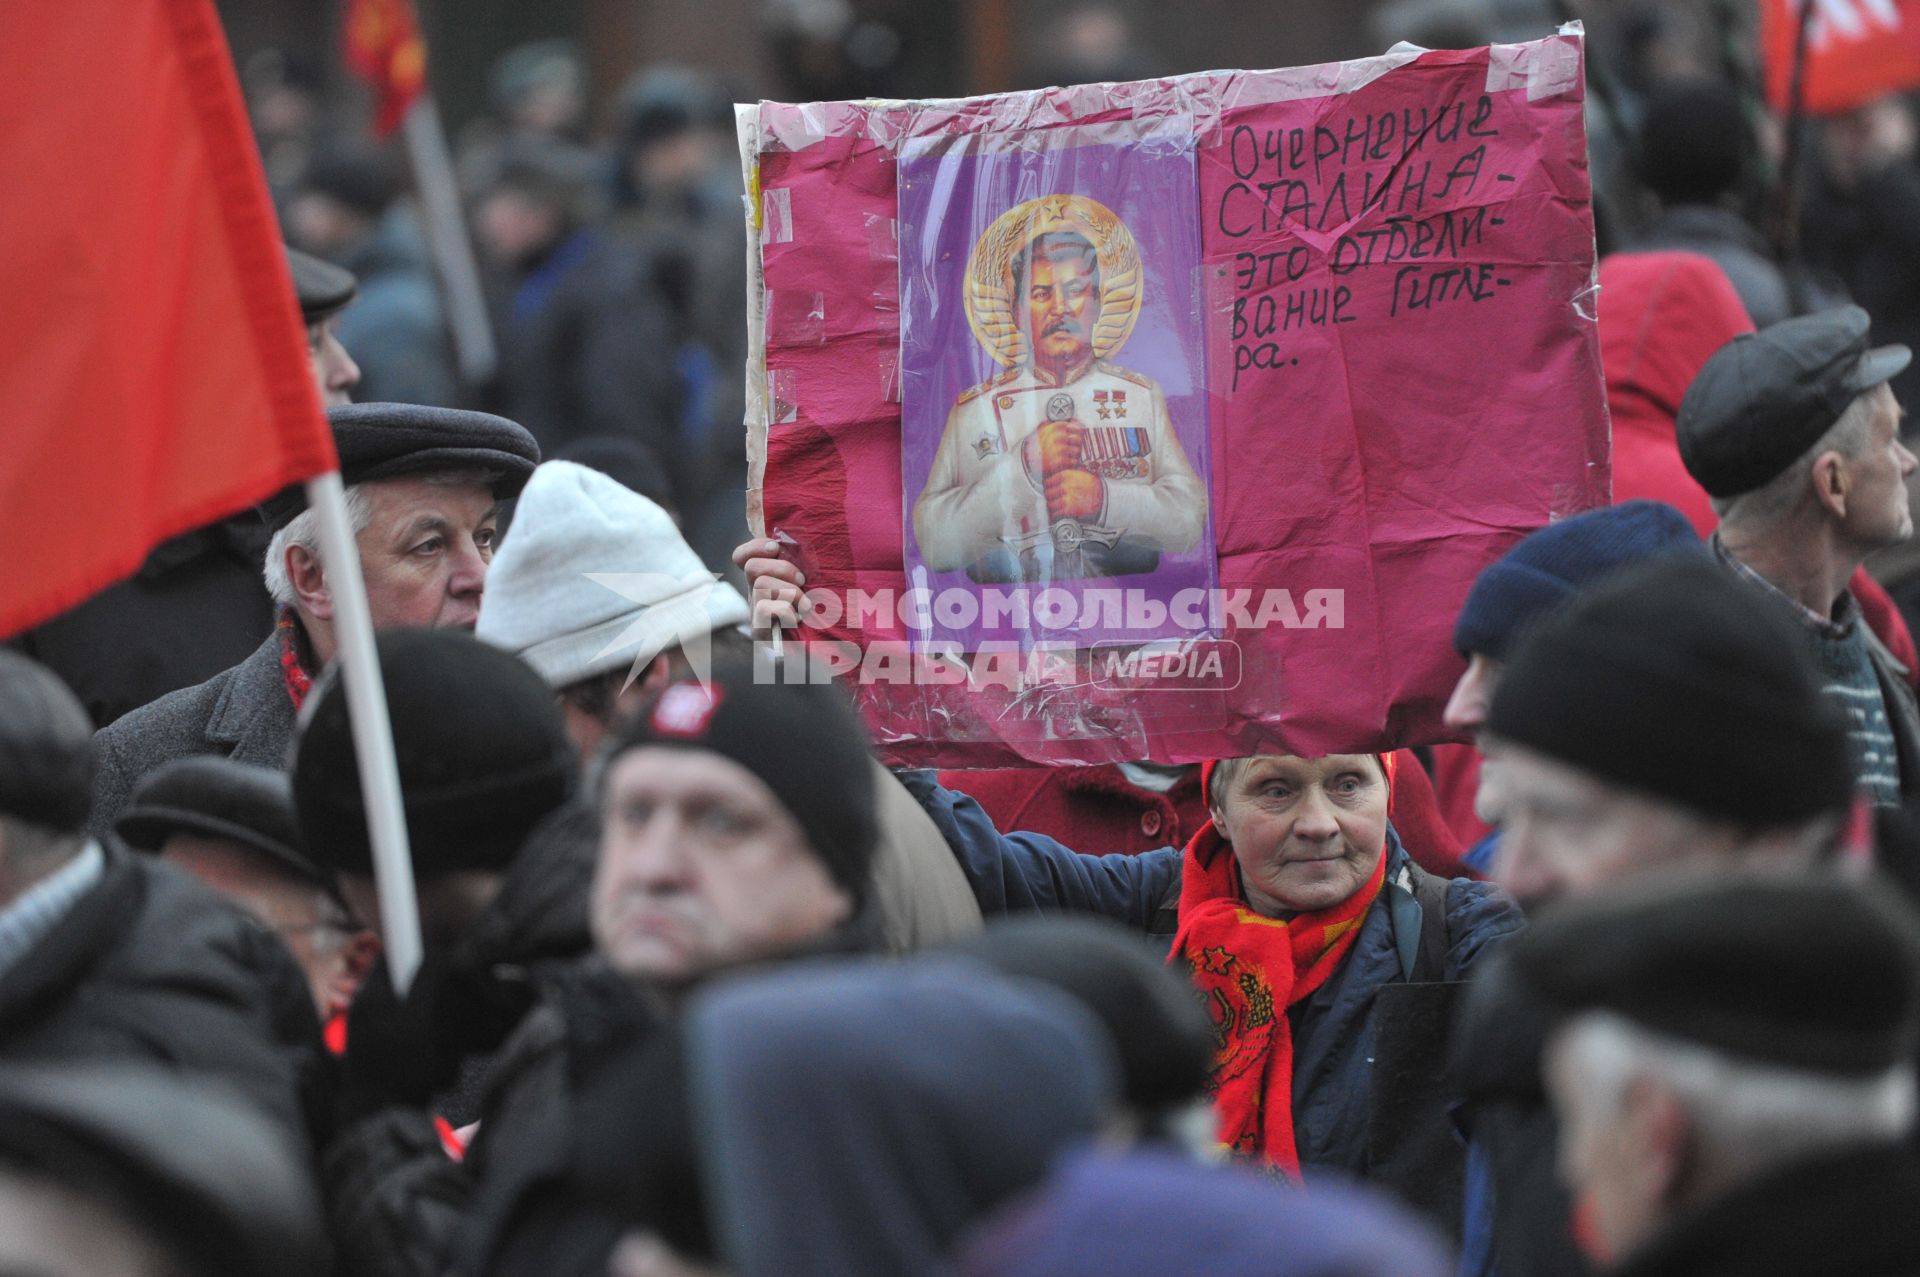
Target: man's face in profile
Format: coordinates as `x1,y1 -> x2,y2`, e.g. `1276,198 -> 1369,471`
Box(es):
1025,249 -> 1101,365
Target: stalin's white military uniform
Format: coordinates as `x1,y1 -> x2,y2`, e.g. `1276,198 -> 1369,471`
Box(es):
913,360 -> 1207,582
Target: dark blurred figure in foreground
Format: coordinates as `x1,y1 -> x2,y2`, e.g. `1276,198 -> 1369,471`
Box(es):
0,1064 -> 327,1277
958,1145 -> 1451,1277
0,651 -> 325,1149
619,955 -> 1118,1277
298,629 -> 582,1277
1455,556 -> 1857,1277
1522,871 -> 1920,1276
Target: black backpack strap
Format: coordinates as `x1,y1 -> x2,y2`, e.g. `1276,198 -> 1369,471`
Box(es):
1403,861 -> 1453,984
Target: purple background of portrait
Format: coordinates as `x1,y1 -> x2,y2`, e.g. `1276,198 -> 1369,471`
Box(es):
897,132 -> 1218,648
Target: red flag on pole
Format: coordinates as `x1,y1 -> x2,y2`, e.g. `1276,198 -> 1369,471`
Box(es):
0,0 -> 337,640
1760,0 -> 1920,114
344,0 -> 429,136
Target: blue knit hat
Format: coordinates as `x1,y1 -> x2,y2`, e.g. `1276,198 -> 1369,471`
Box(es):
1453,501 -> 1703,659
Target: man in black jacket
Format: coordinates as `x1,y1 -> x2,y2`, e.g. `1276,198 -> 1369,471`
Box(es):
0,649 -> 326,1150
312,646 -> 879,1277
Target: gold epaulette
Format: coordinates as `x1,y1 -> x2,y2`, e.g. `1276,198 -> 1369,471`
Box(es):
1096,361 -> 1156,390
954,367 -> 1022,406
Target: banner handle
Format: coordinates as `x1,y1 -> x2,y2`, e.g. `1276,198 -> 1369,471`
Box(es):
307,470 -> 423,992
402,96 -> 498,388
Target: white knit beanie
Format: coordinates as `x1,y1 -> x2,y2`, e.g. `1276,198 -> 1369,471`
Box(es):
476,460 -> 750,688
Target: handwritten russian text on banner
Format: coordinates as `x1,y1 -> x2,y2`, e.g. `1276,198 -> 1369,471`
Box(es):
742,31 -> 1609,767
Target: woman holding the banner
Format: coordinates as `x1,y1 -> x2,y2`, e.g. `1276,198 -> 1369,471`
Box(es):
895,750 -> 1517,1232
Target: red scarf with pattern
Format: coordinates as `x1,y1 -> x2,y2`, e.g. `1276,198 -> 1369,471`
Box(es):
276,609 -> 314,711
1171,757 -> 1393,1174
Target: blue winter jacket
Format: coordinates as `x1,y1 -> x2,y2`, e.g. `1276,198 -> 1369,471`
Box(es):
900,770 -> 1523,1181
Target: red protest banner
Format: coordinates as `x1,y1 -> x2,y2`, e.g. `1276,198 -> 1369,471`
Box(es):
742,35 -> 1608,767
344,0 -> 428,136
0,0 -> 336,640
1761,0 -> 1920,115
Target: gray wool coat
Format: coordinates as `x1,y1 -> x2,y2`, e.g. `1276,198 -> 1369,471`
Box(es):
90,634 -> 298,837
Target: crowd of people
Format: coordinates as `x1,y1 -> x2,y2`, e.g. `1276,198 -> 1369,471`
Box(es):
8,7 -> 1920,1277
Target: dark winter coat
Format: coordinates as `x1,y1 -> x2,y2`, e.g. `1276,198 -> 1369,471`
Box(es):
90,632 -> 295,837
12,517 -> 274,728
322,961 -> 646,1277
1451,949 -> 1592,1277
1614,1141 -> 1920,1277
0,842 -> 327,1150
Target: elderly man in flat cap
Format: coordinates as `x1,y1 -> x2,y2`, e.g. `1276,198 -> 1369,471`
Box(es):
1519,870 -> 1920,1275
115,756 -> 374,1023
89,402 -> 540,833
1678,305 -> 1920,804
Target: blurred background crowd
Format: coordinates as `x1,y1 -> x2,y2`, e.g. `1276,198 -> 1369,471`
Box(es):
226,0 -> 1920,586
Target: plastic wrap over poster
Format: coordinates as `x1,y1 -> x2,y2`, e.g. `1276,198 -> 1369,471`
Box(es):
899,121 -> 1217,648
742,28 -> 1611,768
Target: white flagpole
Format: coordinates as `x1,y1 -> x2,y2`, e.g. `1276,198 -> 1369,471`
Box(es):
401,96 -> 497,389
306,470 -> 423,992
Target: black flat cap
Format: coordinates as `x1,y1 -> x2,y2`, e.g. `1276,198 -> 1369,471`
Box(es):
1678,305 -> 1911,498
115,756 -> 331,891
330,402 -> 540,492
288,247 -> 357,325
1512,870 -> 1920,1075
262,403 -> 541,529
0,1063 -> 326,1277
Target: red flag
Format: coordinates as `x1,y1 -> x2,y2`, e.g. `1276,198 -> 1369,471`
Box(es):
344,0 -> 428,136
0,0 -> 336,641
1760,0 -> 1920,115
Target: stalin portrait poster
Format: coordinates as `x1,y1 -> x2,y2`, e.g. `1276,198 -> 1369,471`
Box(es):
742,30 -> 1611,768
901,128 -> 1217,648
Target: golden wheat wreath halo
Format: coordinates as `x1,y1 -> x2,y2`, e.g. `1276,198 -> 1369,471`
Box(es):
962,194 -> 1144,368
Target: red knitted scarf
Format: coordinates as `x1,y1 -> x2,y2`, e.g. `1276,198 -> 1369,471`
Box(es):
1172,755 -> 1395,1174
276,609 -> 313,711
